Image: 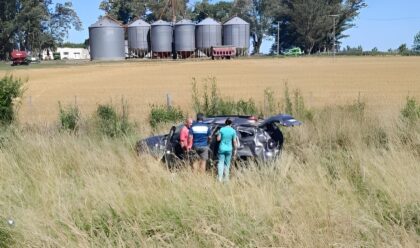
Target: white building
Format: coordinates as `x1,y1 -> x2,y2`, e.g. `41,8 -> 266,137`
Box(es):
57,47 -> 90,60
42,47 -> 90,60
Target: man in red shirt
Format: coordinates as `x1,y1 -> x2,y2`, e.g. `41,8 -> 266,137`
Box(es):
180,117 -> 193,152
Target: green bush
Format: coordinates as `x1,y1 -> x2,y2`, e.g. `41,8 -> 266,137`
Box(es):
263,88 -> 277,116
0,75 -> 25,125
401,97 -> 420,124
58,102 -> 80,132
283,83 -> 313,121
339,93 -> 366,121
96,101 -> 134,137
283,82 -> 293,115
235,99 -> 258,115
149,104 -> 184,129
191,77 -> 219,116
192,77 -> 259,116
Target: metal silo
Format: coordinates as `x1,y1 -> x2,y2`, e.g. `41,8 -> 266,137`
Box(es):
196,18 -> 222,57
223,17 -> 250,56
89,16 -> 125,60
151,20 -> 173,58
128,19 -> 150,58
175,19 -> 195,59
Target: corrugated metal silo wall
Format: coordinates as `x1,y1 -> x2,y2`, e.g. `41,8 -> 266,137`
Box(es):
151,25 -> 172,52
196,25 -> 222,49
175,24 -> 195,52
128,26 -> 150,50
223,24 -> 250,49
89,27 -> 125,60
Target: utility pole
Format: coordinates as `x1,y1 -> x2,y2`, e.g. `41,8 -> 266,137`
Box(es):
329,15 -> 339,58
277,21 -> 280,55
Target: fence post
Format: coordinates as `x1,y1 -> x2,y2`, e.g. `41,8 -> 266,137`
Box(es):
166,93 -> 172,109
74,95 -> 77,105
263,93 -> 267,118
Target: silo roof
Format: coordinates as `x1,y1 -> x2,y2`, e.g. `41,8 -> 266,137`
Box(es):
151,20 -> 171,26
224,17 -> 249,25
196,17 -> 221,26
128,19 -> 150,27
89,16 -> 123,28
175,19 -> 194,25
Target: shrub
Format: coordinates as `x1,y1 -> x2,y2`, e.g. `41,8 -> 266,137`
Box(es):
401,97 -> 420,124
282,83 -> 313,121
95,101 -> 134,137
283,82 -> 293,115
149,104 -> 184,129
191,77 -> 259,116
191,77 -> 219,116
263,88 -> 277,116
217,99 -> 237,115
235,99 -> 258,115
0,75 -> 25,125
340,93 -> 366,120
58,102 -> 80,132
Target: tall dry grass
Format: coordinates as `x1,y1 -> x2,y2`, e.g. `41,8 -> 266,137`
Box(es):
0,104 -> 419,247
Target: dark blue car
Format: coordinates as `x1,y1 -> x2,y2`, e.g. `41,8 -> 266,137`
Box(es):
137,114 -> 302,166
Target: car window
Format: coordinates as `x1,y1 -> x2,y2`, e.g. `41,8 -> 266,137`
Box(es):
237,127 -> 255,138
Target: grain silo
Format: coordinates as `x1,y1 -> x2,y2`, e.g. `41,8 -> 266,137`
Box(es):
127,19 -> 150,58
196,18 -> 222,57
89,16 -> 125,60
151,20 -> 173,58
174,19 -> 195,59
223,17 -> 250,56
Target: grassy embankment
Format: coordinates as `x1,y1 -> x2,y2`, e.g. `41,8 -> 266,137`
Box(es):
1,100 -> 419,247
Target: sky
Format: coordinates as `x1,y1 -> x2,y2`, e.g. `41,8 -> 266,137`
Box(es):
57,0 -> 420,53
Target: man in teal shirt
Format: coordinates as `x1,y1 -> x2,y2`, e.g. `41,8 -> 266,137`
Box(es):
216,118 -> 237,182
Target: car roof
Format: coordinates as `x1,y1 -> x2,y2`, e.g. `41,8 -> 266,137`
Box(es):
203,116 -> 259,126
173,114 -> 301,130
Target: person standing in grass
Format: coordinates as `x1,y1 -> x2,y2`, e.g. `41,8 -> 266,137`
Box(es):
179,117 -> 193,160
190,113 -> 212,173
180,117 -> 193,151
217,118 -> 237,182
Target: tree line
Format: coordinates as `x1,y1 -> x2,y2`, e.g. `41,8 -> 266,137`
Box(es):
1,0 -> 368,59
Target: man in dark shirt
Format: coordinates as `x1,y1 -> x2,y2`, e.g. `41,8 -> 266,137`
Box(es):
190,113 -> 211,172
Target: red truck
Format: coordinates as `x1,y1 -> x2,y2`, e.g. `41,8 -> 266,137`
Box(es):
10,50 -> 29,66
211,46 -> 236,60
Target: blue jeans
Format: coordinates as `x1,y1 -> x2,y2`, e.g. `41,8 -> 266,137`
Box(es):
218,151 -> 233,181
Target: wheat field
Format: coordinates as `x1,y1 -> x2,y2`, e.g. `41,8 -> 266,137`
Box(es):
1,56 -> 419,123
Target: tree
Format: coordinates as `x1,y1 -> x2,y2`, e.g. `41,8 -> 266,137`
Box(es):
99,0 -> 148,24
147,0 -> 189,22
398,43 -> 409,55
413,31 -> 420,52
100,0 -> 189,23
0,0 -> 82,60
0,0 -> 17,60
268,0 -> 366,54
191,0 -> 233,23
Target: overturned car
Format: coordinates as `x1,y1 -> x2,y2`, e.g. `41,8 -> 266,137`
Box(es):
137,114 -> 302,166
